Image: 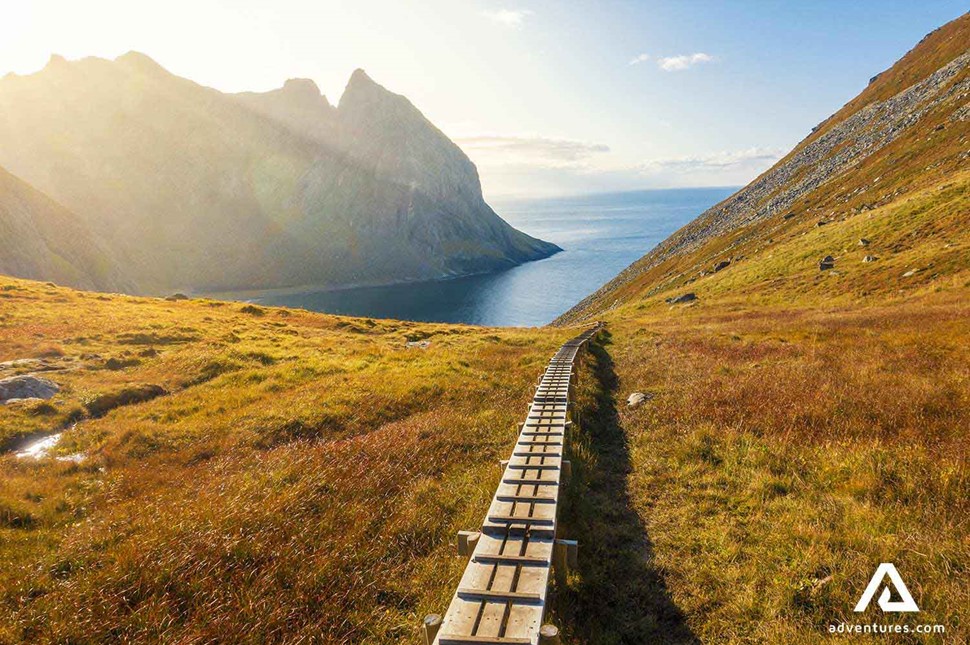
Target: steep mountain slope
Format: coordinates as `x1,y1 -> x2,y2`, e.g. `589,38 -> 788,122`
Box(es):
559,12 -> 969,324
0,54 -> 557,294
539,14 -> 969,643
0,166 -> 131,292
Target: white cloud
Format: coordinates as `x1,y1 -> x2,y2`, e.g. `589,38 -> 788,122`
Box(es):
628,53 -> 651,66
482,9 -> 534,27
458,134 -> 609,169
636,147 -> 784,174
656,52 -> 714,71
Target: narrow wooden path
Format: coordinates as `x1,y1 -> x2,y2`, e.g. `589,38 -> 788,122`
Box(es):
425,324 -> 603,645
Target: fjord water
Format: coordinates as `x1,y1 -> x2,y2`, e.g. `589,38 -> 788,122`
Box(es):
255,187 -> 735,327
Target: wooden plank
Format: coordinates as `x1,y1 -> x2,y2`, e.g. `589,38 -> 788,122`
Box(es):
437,635 -> 532,644
495,494 -> 556,502
501,477 -> 558,485
473,553 -> 549,565
487,516 -> 554,525
505,463 -> 558,470
457,588 -> 542,603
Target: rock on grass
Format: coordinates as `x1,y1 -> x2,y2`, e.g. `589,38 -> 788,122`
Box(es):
0,375 -> 59,404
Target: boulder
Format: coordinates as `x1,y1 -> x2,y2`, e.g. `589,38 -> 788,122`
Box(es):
819,256 -> 835,270
627,392 -> 654,408
0,375 -> 59,403
405,340 -> 431,349
713,260 -> 731,272
862,255 -> 877,263
667,293 -> 697,305
858,238 -> 870,247
0,358 -> 43,371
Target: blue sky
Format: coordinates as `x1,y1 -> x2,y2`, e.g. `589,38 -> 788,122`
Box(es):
2,1 -> 966,197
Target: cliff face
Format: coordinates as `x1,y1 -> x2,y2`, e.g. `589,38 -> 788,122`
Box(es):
0,54 -> 558,294
558,13 -> 970,324
0,166 -> 131,293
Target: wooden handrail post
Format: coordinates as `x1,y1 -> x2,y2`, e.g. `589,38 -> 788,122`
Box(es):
554,538 -> 579,578
423,614 -> 442,645
457,530 -> 480,558
539,624 -> 561,645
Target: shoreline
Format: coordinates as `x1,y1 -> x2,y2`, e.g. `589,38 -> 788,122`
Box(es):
201,248 -> 563,303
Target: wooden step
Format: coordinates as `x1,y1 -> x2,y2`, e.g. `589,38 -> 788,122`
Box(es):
512,449 -> 562,457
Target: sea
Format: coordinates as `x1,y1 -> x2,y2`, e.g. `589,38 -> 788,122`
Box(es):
251,187 -> 735,327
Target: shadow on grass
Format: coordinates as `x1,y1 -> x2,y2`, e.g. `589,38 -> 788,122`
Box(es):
553,331 -> 699,645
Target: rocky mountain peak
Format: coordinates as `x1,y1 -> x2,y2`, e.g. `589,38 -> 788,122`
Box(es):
45,54 -> 68,69
275,78 -> 333,111
282,77 -> 323,98
115,51 -> 168,76
0,55 -> 559,293
337,68 -> 408,113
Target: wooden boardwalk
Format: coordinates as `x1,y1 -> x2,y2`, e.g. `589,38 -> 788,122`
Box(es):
427,325 -> 602,645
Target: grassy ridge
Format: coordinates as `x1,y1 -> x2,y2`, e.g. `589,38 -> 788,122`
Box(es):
0,280 -> 568,642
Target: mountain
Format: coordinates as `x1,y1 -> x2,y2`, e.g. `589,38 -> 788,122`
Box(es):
0,54 -> 558,294
558,12 -> 969,324
0,165 -> 131,292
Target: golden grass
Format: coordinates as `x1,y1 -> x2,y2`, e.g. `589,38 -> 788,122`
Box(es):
0,279 -> 571,643
593,295 -> 968,642
549,168 -> 969,642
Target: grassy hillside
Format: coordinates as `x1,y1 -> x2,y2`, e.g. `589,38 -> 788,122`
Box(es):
548,174 -> 968,643
560,13 -> 969,324
0,277 -> 572,642
542,14 -> 970,643
0,167 -> 130,293
2,184 -> 966,643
